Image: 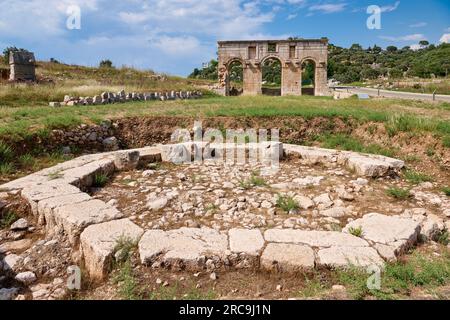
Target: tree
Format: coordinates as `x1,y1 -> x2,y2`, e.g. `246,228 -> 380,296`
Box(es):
360,67 -> 380,80
350,43 -> 363,51
419,40 -> 430,47
372,45 -> 382,54
99,59 -> 113,68
386,46 -> 398,53
2,46 -> 23,65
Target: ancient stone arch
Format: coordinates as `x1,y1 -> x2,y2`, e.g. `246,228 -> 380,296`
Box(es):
218,39 -> 330,96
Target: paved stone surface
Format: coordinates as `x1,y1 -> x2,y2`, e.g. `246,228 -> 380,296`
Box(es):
317,246 -> 384,268
229,229 -> 264,255
139,228 -> 228,269
80,218 -> 144,280
261,243 -> 315,272
264,229 -> 369,248
343,213 -> 421,260
0,144 -> 421,284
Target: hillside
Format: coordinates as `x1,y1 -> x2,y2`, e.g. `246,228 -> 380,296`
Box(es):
0,58 -> 212,108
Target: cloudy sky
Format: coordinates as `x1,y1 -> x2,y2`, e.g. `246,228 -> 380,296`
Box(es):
0,0 -> 449,76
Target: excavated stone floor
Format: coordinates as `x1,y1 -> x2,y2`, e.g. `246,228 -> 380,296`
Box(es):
1,142 -> 449,300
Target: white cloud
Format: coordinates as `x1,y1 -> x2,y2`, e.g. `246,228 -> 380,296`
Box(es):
308,3 -> 347,14
380,1 -> 400,13
379,34 -> 426,42
409,22 -> 427,28
440,33 -> 450,43
0,0 -> 99,38
115,0 -> 277,40
409,44 -> 423,51
286,14 -> 297,20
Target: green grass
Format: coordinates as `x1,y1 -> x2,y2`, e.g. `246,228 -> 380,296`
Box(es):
113,236 -> 138,263
387,187 -> 411,200
316,133 -> 396,157
0,162 -> 14,175
276,195 -> 300,213
1,94 -> 449,143
298,276 -> 329,298
348,226 -> 364,238
111,237 -> 142,300
0,210 -> 19,228
239,171 -> 267,189
404,170 -> 434,184
112,259 -> 142,300
92,173 -> 109,188
0,141 -> 13,164
442,187 -> 450,196
436,230 -> 449,246
18,154 -> 35,167
335,248 -> 450,300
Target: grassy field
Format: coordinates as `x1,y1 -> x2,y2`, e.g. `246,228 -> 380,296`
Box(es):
1,95 -> 449,142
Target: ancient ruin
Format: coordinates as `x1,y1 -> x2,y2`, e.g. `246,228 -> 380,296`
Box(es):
49,90 -> 203,107
1,139 -> 448,300
9,51 -> 36,82
217,39 -> 329,96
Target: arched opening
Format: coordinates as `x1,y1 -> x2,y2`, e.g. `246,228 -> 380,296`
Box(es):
262,57 -> 282,96
226,60 -> 243,96
301,59 -> 316,96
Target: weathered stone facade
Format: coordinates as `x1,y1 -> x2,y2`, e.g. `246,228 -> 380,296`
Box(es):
218,39 -> 329,96
9,51 -> 36,81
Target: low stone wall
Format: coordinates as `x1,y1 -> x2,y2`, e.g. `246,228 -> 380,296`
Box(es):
49,90 -> 203,107
50,122 -> 119,153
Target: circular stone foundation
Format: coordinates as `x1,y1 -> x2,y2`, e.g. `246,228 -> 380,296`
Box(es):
1,143 -> 448,286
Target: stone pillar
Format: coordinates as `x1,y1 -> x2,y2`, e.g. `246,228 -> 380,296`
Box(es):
315,63 -> 329,96
281,63 -> 302,96
242,63 -> 262,96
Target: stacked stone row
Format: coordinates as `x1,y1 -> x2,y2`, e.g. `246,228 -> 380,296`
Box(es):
49,90 -> 203,107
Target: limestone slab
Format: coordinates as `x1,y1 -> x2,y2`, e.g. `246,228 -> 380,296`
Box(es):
52,199 -> 123,244
21,182 -> 81,215
139,228 -> 228,268
317,246 -> 384,268
343,213 -> 420,256
229,229 -> 264,255
261,243 -> 315,272
80,219 -> 144,280
264,229 -> 369,248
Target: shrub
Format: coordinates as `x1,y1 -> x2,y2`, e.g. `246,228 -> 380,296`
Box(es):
0,211 -> 19,228
387,187 -> 411,200
276,195 -> 299,213
348,226 -> 363,238
99,59 -> 114,69
404,170 -> 433,184
93,173 -> 109,188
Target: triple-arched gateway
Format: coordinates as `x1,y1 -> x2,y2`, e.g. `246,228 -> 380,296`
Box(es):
218,39 -> 330,96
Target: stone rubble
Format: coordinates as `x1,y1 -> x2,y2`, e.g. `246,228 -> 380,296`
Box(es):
49,90 -> 203,107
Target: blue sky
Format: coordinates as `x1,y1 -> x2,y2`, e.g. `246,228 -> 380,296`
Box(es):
0,0 -> 449,76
